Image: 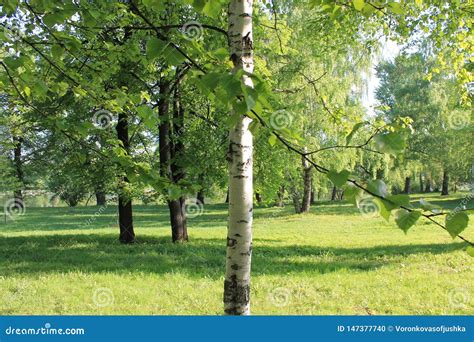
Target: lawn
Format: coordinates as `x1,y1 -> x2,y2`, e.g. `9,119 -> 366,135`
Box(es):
0,193 -> 473,315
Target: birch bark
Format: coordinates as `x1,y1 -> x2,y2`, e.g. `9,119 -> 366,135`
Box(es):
224,0 -> 254,315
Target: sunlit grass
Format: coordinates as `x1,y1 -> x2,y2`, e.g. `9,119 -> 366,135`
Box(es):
0,193 -> 473,315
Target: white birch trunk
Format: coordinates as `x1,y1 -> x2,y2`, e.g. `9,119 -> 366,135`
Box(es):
224,0 -> 254,316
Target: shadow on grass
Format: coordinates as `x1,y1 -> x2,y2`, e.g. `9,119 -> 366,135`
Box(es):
3,193 -> 472,233
1,204 -> 298,233
0,234 -> 466,279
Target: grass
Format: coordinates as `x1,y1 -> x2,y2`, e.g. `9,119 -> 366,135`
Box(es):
0,193 -> 473,315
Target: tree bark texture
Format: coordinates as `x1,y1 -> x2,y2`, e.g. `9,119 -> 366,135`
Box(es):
116,112 -> 135,244
13,135 -> 24,208
276,185 -> 285,207
403,176 -> 411,194
95,191 -> 106,206
224,0 -> 254,316
300,151 -> 312,213
425,178 -> 432,193
331,186 -> 337,201
158,78 -> 188,242
441,170 -> 449,196
197,190 -> 205,205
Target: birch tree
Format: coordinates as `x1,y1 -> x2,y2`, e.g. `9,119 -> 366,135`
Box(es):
224,0 -> 254,316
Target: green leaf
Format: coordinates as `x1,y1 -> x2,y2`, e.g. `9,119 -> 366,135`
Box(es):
374,132 -> 406,155
43,12 -> 65,27
343,183 -> 362,205
367,179 -> 388,197
327,169 -> 350,187
203,0 -> 222,18
233,99 -> 248,116
3,0 -> 19,14
226,111 -> 241,128
142,0 -> 166,11
167,184 -> 183,200
375,195 -> 409,221
212,47 -> 228,61
136,105 -> 155,129
388,2 -> 404,15
146,37 -> 185,65
242,86 -> 257,111
33,80 -> 49,98
64,38 -> 81,53
268,134 -> 277,146
445,212 -> 469,239
419,199 -> 442,213
192,0 -> 206,12
361,3 -> 375,17
374,198 -> 391,221
467,246 -> 474,257
394,209 -> 421,233
346,121 -> 367,145
353,0 -> 365,11
51,45 -> 64,60
146,37 -> 167,61
386,194 -> 411,208
163,46 -> 186,65
198,72 -> 221,90
23,86 -> 31,97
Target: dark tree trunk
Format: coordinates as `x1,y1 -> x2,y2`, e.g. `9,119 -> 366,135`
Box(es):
291,191 -> 301,213
116,112 -> 135,244
255,192 -> 262,204
170,77 -> 188,241
225,188 -> 229,203
300,153 -> 312,213
310,190 -> 315,204
441,170 -> 449,196
276,185 -> 285,207
13,136 -> 24,208
171,75 -> 188,241
419,173 -> 424,193
95,191 -> 106,206
197,190 -> 205,205
159,77 -> 188,242
425,179 -> 432,193
403,177 -> 411,194
118,196 -> 134,243
331,186 -> 337,201
168,198 -> 188,242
